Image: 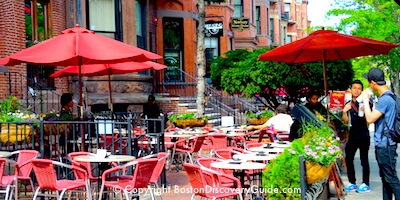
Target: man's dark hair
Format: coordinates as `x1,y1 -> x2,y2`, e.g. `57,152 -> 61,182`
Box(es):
307,91 -> 319,100
60,93 -> 73,107
276,104 -> 288,114
148,94 -> 155,103
351,80 -> 364,90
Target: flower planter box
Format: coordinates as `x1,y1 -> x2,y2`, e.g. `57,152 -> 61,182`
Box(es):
305,161 -> 333,184
247,117 -> 269,125
0,124 -> 34,143
43,123 -> 73,136
175,119 -> 208,128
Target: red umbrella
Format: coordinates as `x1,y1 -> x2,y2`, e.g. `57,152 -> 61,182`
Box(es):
259,29 -> 398,119
0,24 -> 162,118
50,61 -> 167,112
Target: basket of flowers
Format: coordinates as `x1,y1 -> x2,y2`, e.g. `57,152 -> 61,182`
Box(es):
292,123 -> 342,184
168,112 -> 210,128
41,110 -> 74,136
0,96 -> 39,143
243,110 -> 274,125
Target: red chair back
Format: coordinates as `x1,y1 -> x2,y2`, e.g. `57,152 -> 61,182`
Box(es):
183,163 -> 207,197
209,134 -> 228,150
132,158 -> 158,188
149,152 -> 168,184
14,150 -> 39,178
68,152 -> 96,179
31,159 -> 58,190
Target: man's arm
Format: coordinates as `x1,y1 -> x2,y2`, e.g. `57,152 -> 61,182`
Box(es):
342,103 -> 351,124
362,91 -> 382,123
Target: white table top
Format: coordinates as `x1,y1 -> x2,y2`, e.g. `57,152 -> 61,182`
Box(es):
0,151 -> 11,158
232,153 -> 277,161
210,160 -> 266,170
73,154 -> 136,163
269,141 -> 291,148
180,130 -> 208,135
248,146 -> 284,154
164,134 -> 193,138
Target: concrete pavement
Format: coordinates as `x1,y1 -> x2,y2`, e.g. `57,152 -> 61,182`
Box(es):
331,134 -> 400,200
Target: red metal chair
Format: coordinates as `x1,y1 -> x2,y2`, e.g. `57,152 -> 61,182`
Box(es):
11,150 -> 39,197
31,158 -> 92,200
183,163 -> 243,200
68,152 -> 100,182
98,158 -> 158,200
0,158 -> 17,200
209,134 -> 228,150
197,157 -> 236,187
170,135 -> 207,167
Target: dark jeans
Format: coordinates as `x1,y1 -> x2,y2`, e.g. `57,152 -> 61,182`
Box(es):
345,137 -> 370,185
376,145 -> 400,200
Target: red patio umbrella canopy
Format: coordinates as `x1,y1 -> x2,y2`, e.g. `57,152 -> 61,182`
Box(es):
259,29 -> 398,120
259,29 -> 398,63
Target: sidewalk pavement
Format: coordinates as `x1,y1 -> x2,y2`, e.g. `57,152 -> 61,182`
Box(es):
331,132 -> 400,200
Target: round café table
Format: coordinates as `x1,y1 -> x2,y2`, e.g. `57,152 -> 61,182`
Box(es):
73,154 -> 136,163
211,160 -> 266,198
0,151 -> 12,158
248,146 -> 284,154
232,152 -> 277,162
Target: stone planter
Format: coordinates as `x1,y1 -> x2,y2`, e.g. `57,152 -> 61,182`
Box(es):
247,118 -> 269,125
175,119 -> 208,128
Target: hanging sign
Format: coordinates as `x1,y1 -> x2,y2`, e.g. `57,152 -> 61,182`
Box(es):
231,18 -> 250,31
205,21 -> 223,37
330,91 -> 345,113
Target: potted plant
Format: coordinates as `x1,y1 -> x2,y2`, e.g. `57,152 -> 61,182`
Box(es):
40,110 -> 74,136
167,112 -> 210,128
262,122 -> 343,199
243,110 -> 274,125
0,96 -> 38,143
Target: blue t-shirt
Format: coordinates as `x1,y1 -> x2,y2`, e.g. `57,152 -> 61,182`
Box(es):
374,90 -> 396,147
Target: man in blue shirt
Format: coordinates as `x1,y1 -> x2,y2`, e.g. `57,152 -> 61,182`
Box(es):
362,68 -> 400,199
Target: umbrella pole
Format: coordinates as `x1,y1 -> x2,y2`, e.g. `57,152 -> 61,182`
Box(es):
108,71 -> 114,118
78,58 -> 86,152
322,50 -> 330,122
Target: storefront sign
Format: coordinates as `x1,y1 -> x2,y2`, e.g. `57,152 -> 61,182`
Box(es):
231,18 -> 250,31
205,21 -> 223,37
329,91 -> 345,113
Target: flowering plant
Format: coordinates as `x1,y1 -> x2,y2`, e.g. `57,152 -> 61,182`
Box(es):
167,112 -> 210,123
243,110 -> 274,119
40,110 -> 74,121
0,96 -> 39,124
288,123 -> 343,167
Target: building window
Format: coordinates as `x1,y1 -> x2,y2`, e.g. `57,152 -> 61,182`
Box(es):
286,35 -> 292,44
284,3 -> 290,20
256,6 -> 261,34
234,0 -> 243,17
88,0 -> 118,39
136,0 -> 146,49
163,18 -> 183,82
205,37 -> 219,79
25,0 -> 54,90
270,18 -> 274,43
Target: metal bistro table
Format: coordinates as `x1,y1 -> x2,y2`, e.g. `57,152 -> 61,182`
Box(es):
73,154 -> 136,200
0,151 -> 12,158
211,160 -> 266,198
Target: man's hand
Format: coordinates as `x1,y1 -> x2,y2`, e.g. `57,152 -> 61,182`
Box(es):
343,102 -> 351,113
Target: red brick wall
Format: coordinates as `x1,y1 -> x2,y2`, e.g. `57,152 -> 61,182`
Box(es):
0,0 -> 69,100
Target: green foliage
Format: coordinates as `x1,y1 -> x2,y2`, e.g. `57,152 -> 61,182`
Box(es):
212,48 -> 354,107
327,0 -> 400,94
263,123 -> 343,199
167,112 -> 210,123
263,147 -> 301,199
0,96 -> 22,113
243,110 -> 274,119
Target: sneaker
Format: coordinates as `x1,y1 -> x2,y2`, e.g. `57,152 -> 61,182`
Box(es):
356,183 -> 371,193
345,183 -> 358,192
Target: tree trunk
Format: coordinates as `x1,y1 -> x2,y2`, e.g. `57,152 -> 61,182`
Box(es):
196,0 -> 206,116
